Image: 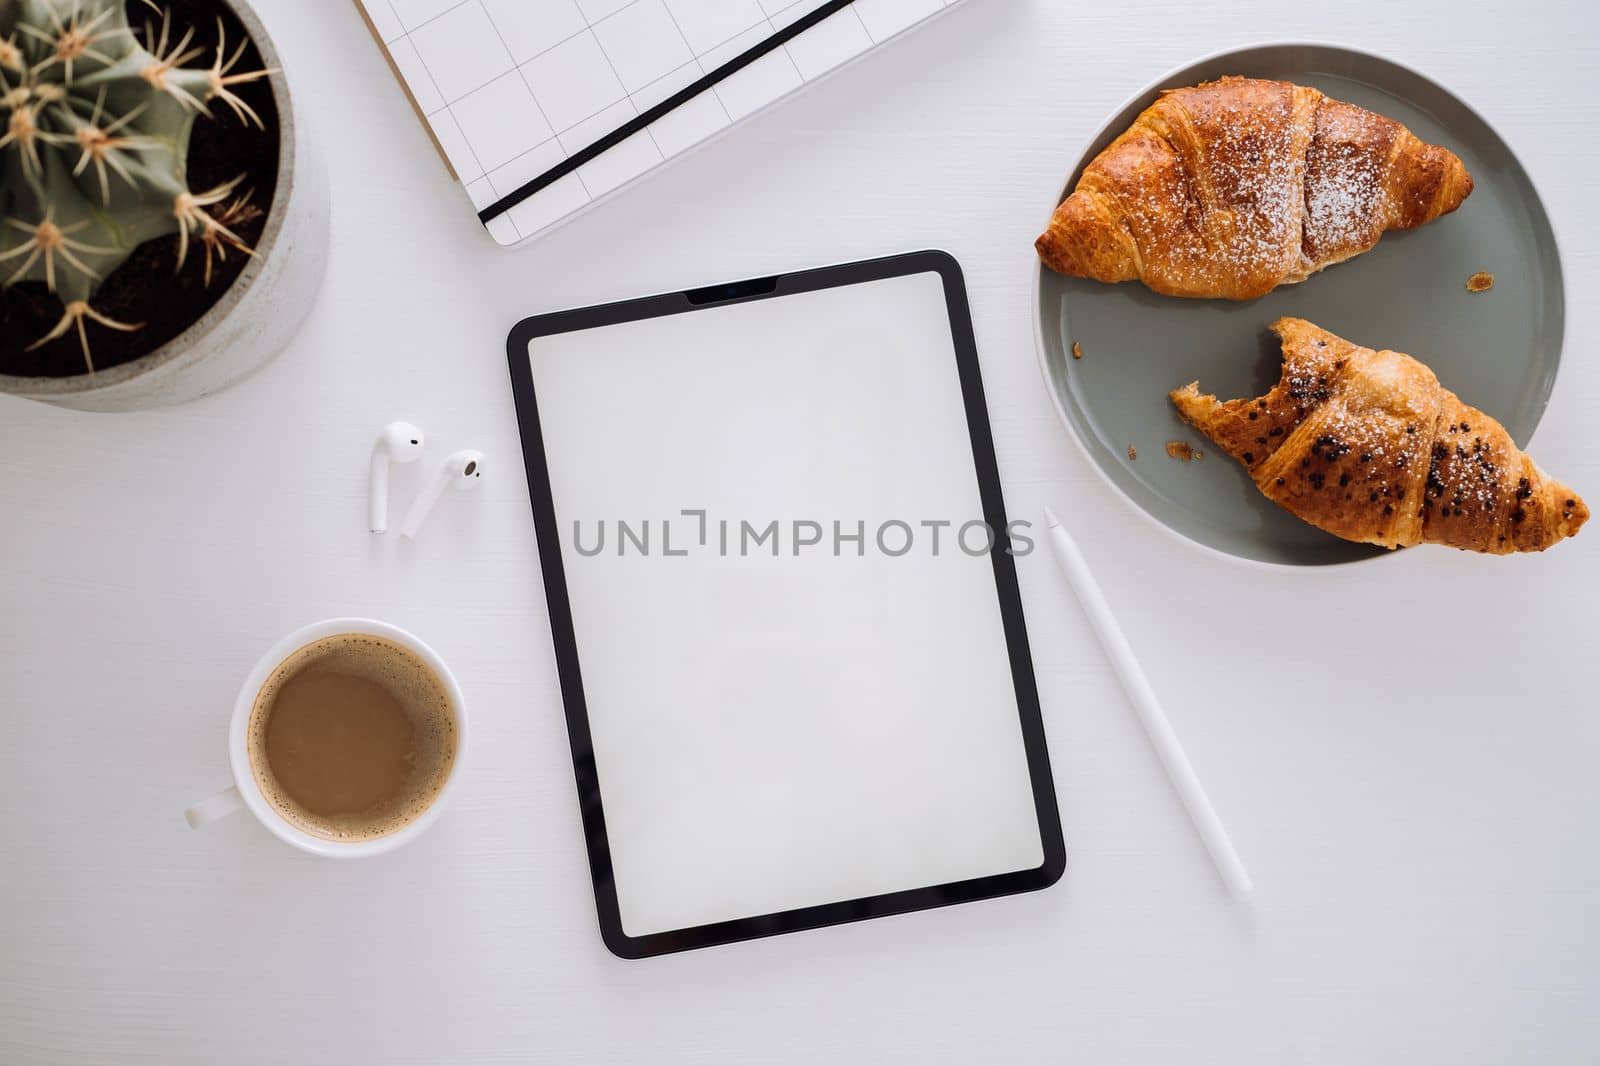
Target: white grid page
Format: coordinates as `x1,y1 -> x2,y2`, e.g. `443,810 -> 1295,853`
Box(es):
357,0 -> 966,245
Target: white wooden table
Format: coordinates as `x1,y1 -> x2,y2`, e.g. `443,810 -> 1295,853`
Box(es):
3,1 -> 1597,1062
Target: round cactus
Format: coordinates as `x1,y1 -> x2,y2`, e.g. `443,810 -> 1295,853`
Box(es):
0,0 -> 272,370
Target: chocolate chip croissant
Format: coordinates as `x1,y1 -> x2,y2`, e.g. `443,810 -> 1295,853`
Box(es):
1036,76 -> 1474,300
1171,318 -> 1588,554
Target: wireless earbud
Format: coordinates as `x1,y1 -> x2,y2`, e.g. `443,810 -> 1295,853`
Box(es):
369,422 -> 425,534
400,449 -> 485,540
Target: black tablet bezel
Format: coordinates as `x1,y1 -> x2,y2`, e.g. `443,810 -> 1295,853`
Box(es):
505,251 -> 1065,959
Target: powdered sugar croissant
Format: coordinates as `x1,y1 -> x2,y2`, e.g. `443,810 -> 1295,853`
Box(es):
1171,319 -> 1587,554
1036,76 -> 1474,300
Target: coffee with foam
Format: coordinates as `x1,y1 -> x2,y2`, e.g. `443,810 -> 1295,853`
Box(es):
247,634 -> 457,842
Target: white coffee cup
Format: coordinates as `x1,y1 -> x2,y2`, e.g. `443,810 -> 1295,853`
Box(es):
185,618 -> 468,858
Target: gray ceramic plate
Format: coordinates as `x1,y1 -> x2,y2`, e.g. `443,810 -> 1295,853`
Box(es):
1034,43 -> 1565,566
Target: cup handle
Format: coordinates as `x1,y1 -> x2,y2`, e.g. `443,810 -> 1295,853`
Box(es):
185,785 -> 244,829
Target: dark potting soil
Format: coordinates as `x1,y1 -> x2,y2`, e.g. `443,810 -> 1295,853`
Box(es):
0,0 -> 281,379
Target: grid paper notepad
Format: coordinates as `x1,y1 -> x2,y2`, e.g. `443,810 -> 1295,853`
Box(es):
355,0 -> 967,246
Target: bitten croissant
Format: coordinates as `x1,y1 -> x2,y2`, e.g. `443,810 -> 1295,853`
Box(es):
1170,319 -> 1588,554
1036,76 -> 1474,300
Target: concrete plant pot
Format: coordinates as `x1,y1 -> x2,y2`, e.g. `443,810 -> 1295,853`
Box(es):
0,0 -> 329,412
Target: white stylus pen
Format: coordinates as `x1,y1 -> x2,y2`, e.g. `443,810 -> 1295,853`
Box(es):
1042,507 -> 1254,901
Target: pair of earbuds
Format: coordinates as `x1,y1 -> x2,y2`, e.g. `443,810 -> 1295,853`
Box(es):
369,421 -> 485,539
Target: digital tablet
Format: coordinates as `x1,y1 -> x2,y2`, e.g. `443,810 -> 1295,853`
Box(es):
506,251 -> 1064,958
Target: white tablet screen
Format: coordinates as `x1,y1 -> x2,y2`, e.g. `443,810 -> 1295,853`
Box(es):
523,268 -> 1047,938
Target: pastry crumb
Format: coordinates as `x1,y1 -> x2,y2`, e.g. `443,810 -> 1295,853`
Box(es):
1126,445 -> 1137,461
1071,340 -> 1083,360
1466,271 -> 1494,293
1165,440 -> 1195,462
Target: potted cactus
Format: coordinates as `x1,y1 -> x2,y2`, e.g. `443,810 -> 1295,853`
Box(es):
0,0 -> 327,411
